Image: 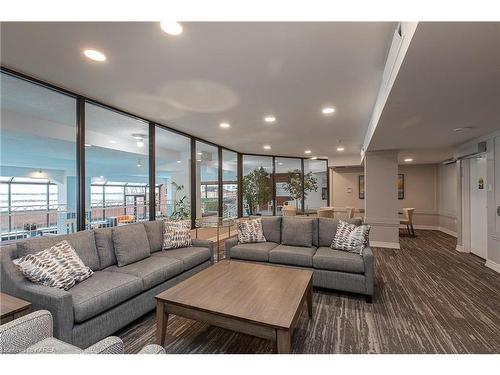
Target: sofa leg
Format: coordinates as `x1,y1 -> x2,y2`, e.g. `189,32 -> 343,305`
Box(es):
365,295 -> 373,303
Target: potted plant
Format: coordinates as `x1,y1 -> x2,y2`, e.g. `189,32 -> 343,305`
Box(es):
170,183 -> 190,220
243,167 -> 273,215
284,169 -> 318,209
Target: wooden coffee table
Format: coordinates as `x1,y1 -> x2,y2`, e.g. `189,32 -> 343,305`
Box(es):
155,260 -> 313,353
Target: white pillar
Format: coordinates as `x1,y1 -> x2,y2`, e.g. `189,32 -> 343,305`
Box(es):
364,151 -> 400,249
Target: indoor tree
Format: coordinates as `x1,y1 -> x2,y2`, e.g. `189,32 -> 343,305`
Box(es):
284,169 -> 318,209
243,167 -> 273,215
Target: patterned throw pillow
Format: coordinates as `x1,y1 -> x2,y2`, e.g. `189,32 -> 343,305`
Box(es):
163,220 -> 192,250
236,218 -> 266,244
330,220 -> 371,255
13,240 -> 93,290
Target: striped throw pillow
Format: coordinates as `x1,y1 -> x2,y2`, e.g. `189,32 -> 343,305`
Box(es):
163,220 -> 192,250
330,220 -> 371,255
13,240 -> 93,290
236,218 -> 266,244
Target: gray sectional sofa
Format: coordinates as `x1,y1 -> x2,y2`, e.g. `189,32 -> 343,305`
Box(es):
1,221 -> 213,348
226,216 -> 374,302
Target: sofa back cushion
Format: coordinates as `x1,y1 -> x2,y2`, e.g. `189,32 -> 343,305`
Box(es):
318,218 -> 362,247
257,216 -> 281,243
112,223 -> 151,267
94,228 -> 117,269
281,217 -> 313,248
16,230 -> 100,271
142,220 -> 163,252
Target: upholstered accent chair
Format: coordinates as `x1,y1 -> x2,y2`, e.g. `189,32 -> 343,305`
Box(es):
117,215 -> 135,224
400,208 -> 416,237
0,310 -> 165,354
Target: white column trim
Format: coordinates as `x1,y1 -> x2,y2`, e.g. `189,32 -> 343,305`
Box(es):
485,259 -> 500,273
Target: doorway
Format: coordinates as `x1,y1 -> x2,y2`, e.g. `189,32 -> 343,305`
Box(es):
469,156 -> 488,259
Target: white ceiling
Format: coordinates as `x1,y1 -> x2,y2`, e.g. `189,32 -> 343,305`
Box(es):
0,22 -> 395,161
368,22 -> 500,163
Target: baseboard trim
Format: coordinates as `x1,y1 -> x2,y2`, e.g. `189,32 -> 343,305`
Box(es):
399,225 -> 457,238
456,244 -> 467,252
485,259 -> 500,274
370,241 -> 400,249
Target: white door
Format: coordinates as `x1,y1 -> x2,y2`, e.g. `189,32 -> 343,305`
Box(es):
469,156 -> 488,258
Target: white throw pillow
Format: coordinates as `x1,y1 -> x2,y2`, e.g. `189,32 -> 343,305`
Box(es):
13,240 -> 93,290
163,220 -> 192,250
236,218 -> 266,244
330,220 -> 371,255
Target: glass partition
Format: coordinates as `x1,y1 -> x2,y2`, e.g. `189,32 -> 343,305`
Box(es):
242,155 -> 273,216
85,103 -> 149,228
155,127 -> 191,220
195,141 -> 219,219
0,73 -> 77,241
222,150 -> 238,219
304,159 -> 327,211
275,157 -> 302,215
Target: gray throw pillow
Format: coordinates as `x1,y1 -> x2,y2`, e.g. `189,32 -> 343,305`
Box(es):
112,224 -> 151,267
281,217 -> 313,247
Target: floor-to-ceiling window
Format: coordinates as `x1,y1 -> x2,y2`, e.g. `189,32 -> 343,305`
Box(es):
155,127 -> 191,220
195,141 -> 219,219
0,72 -> 77,241
222,150 -> 238,219
275,157 -> 303,215
85,103 -> 149,228
304,159 -> 327,211
242,155 -> 273,216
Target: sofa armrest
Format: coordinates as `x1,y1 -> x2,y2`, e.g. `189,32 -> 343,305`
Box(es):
362,247 -> 374,296
224,237 -> 239,259
138,344 -> 166,354
1,248 -> 74,343
0,310 -> 53,354
191,239 -> 214,264
83,336 -> 124,354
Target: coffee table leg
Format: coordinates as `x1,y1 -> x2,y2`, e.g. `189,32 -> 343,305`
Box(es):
276,329 -> 291,354
156,301 -> 168,346
307,281 -> 313,318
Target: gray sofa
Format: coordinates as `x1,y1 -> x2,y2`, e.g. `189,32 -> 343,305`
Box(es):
226,217 -> 374,302
1,221 -> 213,348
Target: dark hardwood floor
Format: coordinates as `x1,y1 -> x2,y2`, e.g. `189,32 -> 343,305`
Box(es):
117,230 -> 500,354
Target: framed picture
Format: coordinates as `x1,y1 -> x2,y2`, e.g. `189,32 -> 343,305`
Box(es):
321,187 -> 327,200
358,175 -> 365,199
398,174 -> 405,200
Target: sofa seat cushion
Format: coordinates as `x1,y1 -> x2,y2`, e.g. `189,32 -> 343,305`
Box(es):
313,247 -> 365,274
230,241 -> 279,262
69,271 -> 143,323
269,245 -> 317,267
152,246 -> 211,271
106,256 -> 183,290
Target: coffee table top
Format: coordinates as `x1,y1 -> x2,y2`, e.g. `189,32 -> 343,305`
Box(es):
156,260 -> 312,329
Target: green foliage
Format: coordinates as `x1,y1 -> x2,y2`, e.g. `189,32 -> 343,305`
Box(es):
170,183 -> 190,220
284,169 -> 318,206
243,167 -> 273,215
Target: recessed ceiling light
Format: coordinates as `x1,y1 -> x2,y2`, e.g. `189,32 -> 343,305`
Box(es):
99,176 -> 104,179
219,122 -> 231,128
264,116 -> 276,123
109,140 -> 117,144
337,147 -> 345,152
83,49 -> 106,62
160,21 -> 183,36
197,152 -> 203,155
404,158 -> 414,162
453,126 -> 473,132
304,150 -> 312,154
136,140 -> 144,148
137,160 -> 142,168
176,160 -> 181,164
310,157 -> 318,160
322,107 -> 335,115
84,143 -> 92,147
278,162 -> 284,166
263,145 -> 271,150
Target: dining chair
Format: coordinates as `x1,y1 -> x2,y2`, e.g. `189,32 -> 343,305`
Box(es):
345,207 -> 355,219
317,208 -> 334,218
400,208 -> 415,237
282,206 -> 297,216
